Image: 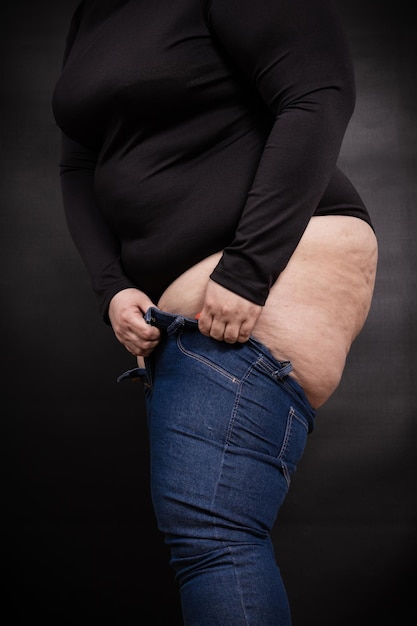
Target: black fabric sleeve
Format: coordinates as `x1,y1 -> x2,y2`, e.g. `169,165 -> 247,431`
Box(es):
205,0 -> 357,305
59,134 -> 136,322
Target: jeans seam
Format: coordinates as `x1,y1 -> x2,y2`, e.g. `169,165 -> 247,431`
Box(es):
229,545 -> 251,626
278,407 -> 295,487
227,357 -> 262,445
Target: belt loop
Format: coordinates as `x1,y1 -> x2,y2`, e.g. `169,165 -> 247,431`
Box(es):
143,307 -> 198,332
167,315 -> 185,335
272,361 -> 293,379
144,307 -> 155,325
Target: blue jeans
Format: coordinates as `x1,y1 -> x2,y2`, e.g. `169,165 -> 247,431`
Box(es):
118,308 -> 315,625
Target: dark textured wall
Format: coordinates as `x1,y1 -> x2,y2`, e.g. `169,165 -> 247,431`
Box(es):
1,2 -> 415,624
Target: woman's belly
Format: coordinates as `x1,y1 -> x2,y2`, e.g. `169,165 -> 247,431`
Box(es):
156,215 -> 378,409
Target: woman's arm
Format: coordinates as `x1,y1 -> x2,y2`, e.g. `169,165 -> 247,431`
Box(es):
197,0 -> 357,342
59,134 -> 161,353
204,0 -> 356,304
59,133 -> 137,321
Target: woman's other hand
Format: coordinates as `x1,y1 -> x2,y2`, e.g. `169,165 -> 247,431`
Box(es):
198,280 -> 262,344
108,288 -> 161,356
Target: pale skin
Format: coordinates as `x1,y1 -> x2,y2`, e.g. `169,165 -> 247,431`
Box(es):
108,215 -> 378,409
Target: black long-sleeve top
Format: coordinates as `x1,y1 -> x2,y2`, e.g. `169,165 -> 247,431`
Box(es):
52,0 -> 372,321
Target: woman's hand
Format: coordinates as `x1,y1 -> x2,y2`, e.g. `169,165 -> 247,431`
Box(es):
198,280 -> 262,344
108,288 -> 161,356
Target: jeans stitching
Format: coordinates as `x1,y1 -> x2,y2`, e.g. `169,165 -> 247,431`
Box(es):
278,407 -> 294,487
256,356 -> 291,379
226,358 -> 260,446
176,333 -> 241,383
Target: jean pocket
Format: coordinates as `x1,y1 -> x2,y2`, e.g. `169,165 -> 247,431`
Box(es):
177,331 -> 243,383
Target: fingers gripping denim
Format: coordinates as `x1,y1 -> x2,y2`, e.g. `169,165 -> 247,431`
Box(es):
120,308 -> 315,626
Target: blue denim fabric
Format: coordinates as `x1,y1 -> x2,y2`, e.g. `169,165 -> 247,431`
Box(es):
119,307 -> 315,625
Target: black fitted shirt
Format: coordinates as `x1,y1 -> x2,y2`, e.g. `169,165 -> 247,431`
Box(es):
52,0 -> 372,321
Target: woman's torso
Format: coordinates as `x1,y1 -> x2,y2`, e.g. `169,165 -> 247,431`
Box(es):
53,0 -> 373,309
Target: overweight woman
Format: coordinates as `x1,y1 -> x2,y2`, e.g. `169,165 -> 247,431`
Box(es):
53,1 -> 378,624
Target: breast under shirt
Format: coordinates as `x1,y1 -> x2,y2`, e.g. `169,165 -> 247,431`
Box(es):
52,0 -> 373,321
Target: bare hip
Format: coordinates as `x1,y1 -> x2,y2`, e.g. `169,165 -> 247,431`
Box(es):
157,215 -> 378,408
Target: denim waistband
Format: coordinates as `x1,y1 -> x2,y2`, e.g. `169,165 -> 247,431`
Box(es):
144,307 -> 294,375
144,307 -> 199,334
145,306 -> 296,377
124,304 -> 302,384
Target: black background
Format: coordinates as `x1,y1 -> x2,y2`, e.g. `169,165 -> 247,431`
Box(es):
1,1 -> 416,624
